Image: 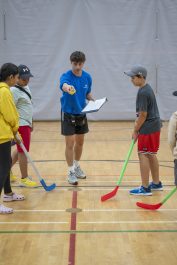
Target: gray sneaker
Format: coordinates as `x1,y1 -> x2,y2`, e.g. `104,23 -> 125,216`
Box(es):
68,171 -> 78,185
75,166 -> 86,179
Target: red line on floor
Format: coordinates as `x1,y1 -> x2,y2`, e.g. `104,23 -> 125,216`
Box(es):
68,191 -> 77,265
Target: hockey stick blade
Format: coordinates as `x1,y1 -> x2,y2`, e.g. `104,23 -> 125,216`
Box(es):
136,187 -> 177,210
136,202 -> 162,210
15,134 -> 56,192
101,186 -> 119,202
40,179 -> 56,191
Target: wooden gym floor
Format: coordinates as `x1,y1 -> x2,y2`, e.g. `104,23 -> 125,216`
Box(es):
0,121 -> 177,265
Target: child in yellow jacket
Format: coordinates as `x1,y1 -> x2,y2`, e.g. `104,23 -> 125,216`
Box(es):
0,63 -> 25,214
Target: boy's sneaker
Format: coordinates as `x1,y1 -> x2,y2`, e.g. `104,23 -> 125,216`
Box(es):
149,181 -> 163,191
10,171 -> 18,182
129,186 -> 152,196
74,166 -> 86,179
68,171 -> 78,185
20,177 -> 38,188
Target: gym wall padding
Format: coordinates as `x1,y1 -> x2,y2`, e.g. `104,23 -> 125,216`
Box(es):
0,0 -> 177,120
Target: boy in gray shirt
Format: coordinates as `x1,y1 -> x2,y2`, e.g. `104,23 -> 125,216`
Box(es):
124,65 -> 163,195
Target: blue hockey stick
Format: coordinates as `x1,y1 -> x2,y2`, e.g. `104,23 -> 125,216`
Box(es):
15,134 -> 56,191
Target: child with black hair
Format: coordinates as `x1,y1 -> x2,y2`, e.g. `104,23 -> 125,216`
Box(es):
10,64 -> 38,187
0,63 -> 25,214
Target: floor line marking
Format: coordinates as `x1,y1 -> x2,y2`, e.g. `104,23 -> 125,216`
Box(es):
0,229 -> 177,234
68,190 -> 77,265
14,209 -> 66,212
43,180 -> 174,182
70,188 -> 174,191
12,187 -> 175,191
0,222 -> 68,224
11,178 -> 175,182
82,208 -> 177,212
0,220 -> 176,225
33,180 -> 174,183
13,208 -> 177,213
79,220 -> 177,224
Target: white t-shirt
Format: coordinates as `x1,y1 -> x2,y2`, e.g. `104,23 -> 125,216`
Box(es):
10,85 -> 33,127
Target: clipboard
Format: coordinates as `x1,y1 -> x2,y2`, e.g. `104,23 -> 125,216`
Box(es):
81,97 -> 107,113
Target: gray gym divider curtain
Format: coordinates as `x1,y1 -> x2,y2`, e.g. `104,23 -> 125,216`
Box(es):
0,0 -> 177,120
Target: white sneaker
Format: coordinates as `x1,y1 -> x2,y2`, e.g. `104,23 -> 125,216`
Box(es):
3,193 -> 25,202
75,165 -> 86,179
0,204 -> 13,214
68,171 -> 78,185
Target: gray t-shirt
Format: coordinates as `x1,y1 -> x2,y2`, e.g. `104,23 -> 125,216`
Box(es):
10,85 -> 33,127
136,83 -> 161,134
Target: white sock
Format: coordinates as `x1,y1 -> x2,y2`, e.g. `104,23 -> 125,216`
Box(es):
68,165 -> 75,173
74,160 -> 79,168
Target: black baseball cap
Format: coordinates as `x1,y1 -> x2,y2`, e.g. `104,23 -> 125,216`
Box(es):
18,64 -> 33,79
173,91 -> 177,96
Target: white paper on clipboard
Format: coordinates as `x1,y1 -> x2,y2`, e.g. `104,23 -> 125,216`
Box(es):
81,97 -> 107,113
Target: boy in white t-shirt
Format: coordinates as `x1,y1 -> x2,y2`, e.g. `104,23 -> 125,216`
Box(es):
10,65 -> 37,187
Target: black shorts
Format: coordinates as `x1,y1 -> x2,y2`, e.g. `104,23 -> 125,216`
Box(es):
61,112 -> 89,136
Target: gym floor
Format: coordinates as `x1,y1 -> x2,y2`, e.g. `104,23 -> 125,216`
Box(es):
1,121 -> 177,265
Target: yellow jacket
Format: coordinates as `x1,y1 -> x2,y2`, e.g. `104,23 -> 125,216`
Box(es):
0,82 -> 19,144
